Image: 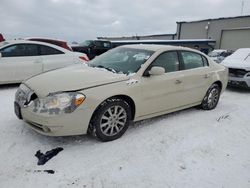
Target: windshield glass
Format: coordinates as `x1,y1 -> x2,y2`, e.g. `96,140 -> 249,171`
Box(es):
88,47 -> 154,75
80,40 -> 92,47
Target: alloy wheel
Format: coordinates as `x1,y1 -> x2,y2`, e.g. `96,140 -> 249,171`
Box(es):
207,88 -> 219,108
100,105 -> 127,136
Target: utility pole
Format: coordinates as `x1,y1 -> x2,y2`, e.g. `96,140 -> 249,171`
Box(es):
241,0 -> 245,15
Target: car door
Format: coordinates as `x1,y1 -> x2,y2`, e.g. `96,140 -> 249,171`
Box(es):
139,51 -> 185,117
38,44 -> 74,71
0,44 -> 42,83
178,50 -> 214,105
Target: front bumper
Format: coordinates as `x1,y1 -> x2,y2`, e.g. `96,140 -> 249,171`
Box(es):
228,76 -> 250,88
15,103 -> 93,136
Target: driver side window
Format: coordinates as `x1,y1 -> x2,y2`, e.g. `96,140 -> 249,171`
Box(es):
150,51 -> 179,73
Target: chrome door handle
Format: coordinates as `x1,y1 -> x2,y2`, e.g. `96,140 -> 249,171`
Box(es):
175,80 -> 182,84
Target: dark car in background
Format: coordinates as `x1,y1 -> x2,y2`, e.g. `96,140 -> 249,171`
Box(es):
27,37 -> 72,51
72,40 -> 111,59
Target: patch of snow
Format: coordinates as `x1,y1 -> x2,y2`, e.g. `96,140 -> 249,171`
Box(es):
0,85 -> 250,188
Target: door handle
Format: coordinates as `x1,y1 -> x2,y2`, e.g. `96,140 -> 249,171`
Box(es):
175,79 -> 182,84
204,74 -> 210,79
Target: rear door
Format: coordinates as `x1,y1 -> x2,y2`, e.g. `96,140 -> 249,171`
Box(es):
0,44 -> 42,83
178,51 -> 214,105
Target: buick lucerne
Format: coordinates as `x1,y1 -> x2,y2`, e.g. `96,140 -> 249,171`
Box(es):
15,45 -> 228,141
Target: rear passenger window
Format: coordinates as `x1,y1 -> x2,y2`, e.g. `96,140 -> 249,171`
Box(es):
181,51 -> 207,70
39,45 -> 64,55
0,44 -> 38,57
151,51 -> 179,73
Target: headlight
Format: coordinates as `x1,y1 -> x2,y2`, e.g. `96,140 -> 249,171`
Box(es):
33,92 -> 85,114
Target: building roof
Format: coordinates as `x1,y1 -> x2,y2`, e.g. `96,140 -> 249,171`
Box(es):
177,15 -> 250,24
111,39 -> 216,44
97,33 -> 176,40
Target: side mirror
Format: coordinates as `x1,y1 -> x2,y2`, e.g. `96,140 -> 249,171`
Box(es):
149,66 -> 165,76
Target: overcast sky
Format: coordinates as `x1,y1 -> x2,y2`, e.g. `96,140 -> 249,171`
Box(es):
1,0 -> 250,42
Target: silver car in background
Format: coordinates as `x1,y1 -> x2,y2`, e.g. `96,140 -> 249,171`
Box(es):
221,48 -> 250,88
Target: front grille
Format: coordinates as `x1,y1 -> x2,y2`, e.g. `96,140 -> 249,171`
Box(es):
229,68 -> 248,78
228,80 -> 249,88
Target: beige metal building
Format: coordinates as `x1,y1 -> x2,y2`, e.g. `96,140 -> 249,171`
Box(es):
176,15 -> 250,50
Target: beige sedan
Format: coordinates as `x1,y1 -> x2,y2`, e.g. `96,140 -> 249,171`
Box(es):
15,45 -> 228,141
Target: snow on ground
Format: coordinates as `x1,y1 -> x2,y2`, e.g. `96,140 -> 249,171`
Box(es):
0,85 -> 250,188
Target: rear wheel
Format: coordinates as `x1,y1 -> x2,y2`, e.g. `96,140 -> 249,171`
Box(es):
90,98 -> 132,142
201,83 -> 221,110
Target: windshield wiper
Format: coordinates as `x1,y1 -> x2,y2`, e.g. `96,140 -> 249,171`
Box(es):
94,65 -> 117,73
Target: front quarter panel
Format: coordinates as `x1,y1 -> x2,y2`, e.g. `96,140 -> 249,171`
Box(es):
81,76 -> 142,127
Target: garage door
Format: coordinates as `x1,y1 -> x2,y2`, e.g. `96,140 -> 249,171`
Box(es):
220,28 -> 250,50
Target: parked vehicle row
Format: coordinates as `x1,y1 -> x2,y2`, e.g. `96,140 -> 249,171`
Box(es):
0,40 -> 88,84
0,33 -> 246,141
14,45 -> 228,141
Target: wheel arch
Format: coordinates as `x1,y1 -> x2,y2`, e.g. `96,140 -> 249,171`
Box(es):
90,94 -> 136,122
213,80 -> 223,91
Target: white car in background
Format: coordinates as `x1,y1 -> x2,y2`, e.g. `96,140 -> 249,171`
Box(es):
221,48 -> 250,88
15,45 -> 228,141
0,40 -> 88,84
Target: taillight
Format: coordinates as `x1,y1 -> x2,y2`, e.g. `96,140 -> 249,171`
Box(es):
79,56 -> 89,62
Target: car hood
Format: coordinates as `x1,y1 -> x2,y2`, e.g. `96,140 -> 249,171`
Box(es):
221,58 -> 250,71
24,65 -> 129,97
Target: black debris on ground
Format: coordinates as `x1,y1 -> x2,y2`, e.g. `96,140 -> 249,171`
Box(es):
34,170 -> 55,174
217,114 -> 230,122
35,147 -> 63,165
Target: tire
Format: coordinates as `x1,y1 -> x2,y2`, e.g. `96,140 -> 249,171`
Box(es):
90,98 -> 132,142
201,83 -> 221,110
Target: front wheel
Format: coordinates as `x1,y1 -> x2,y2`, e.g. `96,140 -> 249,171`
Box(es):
90,98 -> 132,142
201,83 -> 221,110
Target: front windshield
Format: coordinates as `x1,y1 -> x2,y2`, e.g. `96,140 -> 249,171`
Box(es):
80,40 -> 92,47
88,47 -> 154,75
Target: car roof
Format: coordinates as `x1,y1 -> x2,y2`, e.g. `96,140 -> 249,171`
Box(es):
119,44 -> 197,52
26,37 -> 67,43
0,40 -> 71,53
